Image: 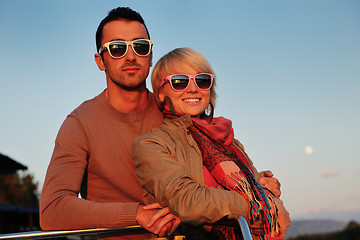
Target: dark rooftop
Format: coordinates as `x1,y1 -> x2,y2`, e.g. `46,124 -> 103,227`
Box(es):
0,153 -> 27,174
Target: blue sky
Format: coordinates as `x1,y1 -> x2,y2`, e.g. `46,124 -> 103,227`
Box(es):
0,1 -> 359,222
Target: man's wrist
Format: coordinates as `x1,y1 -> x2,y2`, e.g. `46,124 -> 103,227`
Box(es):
135,204 -> 144,224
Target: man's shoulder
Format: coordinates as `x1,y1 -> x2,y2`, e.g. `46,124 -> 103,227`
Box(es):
69,92 -> 104,118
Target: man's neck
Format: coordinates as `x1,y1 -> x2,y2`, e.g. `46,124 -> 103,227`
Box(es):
105,86 -> 149,113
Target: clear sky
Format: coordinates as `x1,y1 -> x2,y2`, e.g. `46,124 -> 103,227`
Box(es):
0,0 -> 359,222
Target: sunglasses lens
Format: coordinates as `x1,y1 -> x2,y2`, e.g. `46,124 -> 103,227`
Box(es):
195,74 -> 212,89
133,40 -> 151,56
170,75 -> 190,90
108,42 -> 127,58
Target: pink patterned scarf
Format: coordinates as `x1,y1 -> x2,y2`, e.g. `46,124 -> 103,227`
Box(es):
190,117 -> 274,239
165,112 -> 275,240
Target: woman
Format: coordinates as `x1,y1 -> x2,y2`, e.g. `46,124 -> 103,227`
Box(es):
132,48 -> 290,239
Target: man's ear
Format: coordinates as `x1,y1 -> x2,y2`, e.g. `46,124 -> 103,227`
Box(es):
149,51 -> 153,67
95,53 -> 106,71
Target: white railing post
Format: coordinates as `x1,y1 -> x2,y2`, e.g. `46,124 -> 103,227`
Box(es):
237,216 -> 253,240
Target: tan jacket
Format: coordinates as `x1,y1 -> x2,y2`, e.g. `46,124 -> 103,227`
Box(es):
133,114 -> 262,225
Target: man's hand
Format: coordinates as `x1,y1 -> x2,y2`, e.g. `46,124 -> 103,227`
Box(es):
272,198 -> 290,239
136,203 -> 180,237
259,170 -> 281,197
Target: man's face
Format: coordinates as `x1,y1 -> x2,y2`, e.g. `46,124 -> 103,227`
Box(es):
96,20 -> 152,91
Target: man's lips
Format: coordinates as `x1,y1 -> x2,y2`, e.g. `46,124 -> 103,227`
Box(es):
122,63 -> 141,72
123,67 -> 140,71
122,67 -> 140,74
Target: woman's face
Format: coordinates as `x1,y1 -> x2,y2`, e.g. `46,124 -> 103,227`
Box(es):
159,63 -> 211,117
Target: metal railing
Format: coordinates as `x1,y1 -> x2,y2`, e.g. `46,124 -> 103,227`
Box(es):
0,216 -> 252,240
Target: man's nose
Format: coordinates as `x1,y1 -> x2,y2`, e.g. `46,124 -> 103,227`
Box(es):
124,45 -> 136,61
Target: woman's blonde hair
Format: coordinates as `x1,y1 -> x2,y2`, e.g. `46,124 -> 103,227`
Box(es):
151,47 -> 216,109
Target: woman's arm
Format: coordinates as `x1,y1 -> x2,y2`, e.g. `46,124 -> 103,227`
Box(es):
133,132 -> 250,225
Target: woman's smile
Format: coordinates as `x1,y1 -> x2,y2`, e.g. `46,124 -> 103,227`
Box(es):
183,98 -> 201,103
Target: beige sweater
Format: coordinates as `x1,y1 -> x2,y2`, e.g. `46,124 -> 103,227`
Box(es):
40,91 -> 163,238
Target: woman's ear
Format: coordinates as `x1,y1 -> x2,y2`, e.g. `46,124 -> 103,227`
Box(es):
95,53 -> 106,71
162,96 -> 175,113
158,88 -> 165,102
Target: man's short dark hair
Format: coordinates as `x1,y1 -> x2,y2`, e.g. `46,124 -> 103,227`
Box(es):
96,7 -> 150,52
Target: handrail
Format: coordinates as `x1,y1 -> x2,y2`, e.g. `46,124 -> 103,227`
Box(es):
0,217 -> 253,240
0,225 -> 146,239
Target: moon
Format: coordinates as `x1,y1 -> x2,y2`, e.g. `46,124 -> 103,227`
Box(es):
305,146 -> 313,155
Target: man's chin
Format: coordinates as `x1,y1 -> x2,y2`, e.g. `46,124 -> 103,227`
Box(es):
116,82 -> 146,92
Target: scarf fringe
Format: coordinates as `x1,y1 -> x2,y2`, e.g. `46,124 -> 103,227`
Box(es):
191,120 -> 275,239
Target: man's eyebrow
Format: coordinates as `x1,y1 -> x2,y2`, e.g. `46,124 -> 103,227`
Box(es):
109,38 -> 125,42
109,37 -> 148,42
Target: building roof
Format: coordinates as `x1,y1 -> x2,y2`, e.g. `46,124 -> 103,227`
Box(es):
0,153 -> 27,174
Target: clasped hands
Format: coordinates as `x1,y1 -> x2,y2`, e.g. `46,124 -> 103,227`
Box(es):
136,202 -> 181,237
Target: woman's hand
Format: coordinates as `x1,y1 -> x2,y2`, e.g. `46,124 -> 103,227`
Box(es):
259,170 -> 281,197
141,203 -> 181,236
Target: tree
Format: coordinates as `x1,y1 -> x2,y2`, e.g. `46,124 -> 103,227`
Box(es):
0,171 -> 39,207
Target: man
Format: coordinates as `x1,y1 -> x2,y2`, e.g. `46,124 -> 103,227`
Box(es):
40,7 -> 282,239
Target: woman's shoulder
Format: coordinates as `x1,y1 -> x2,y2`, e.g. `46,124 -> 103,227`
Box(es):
149,115 -> 192,135
133,115 -> 192,148
133,125 -> 169,143
134,118 -> 182,142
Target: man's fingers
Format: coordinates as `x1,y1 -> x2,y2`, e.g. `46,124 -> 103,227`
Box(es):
260,176 -> 282,197
260,176 -> 279,185
155,213 -> 176,235
140,204 -> 181,236
169,217 -> 181,235
274,231 -> 286,240
147,207 -> 170,228
265,184 -> 281,197
143,202 -> 162,210
260,170 -> 273,177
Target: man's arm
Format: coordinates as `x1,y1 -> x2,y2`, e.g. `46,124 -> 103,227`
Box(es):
271,198 -> 291,239
41,115 -> 177,237
40,116 -> 139,230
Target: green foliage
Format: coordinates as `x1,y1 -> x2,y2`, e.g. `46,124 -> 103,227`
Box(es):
288,221 -> 360,240
0,171 -> 39,207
